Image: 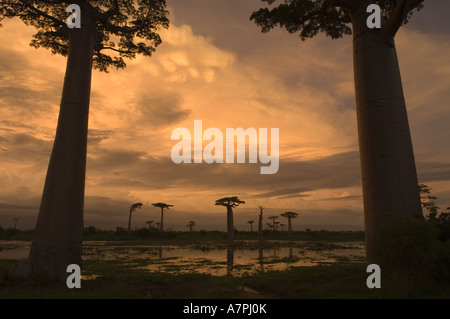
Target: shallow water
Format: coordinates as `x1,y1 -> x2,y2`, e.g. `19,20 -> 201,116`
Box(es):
0,240 -> 366,277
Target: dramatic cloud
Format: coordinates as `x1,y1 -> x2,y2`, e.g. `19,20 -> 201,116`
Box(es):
0,1 -> 449,231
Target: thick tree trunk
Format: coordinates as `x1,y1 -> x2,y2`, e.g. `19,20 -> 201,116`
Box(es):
160,208 -> 164,234
351,4 -> 422,265
128,209 -> 133,234
288,218 -> 292,236
27,13 -> 95,281
258,212 -> 263,242
227,206 -> 234,240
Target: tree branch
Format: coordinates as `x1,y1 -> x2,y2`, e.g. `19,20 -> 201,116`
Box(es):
15,0 -> 66,27
97,0 -> 120,22
381,0 -> 422,37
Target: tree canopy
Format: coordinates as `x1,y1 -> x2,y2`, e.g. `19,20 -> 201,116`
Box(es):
215,197 -> 245,208
0,0 -> 169,71
250,0 -> 424,40
281,211 -> 298,219
152,202 -> 174,209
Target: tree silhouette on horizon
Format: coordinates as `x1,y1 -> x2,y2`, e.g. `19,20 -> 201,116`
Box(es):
152,202 -> 174,234
128,203 -> 143,234
1,0 -> 169,281
251,0 -> 424,264
247,220 -> 255,232
281,211 -> 298,236
215,196 -> 245,240
258,206 -> 264,242
187,220 -> 196,232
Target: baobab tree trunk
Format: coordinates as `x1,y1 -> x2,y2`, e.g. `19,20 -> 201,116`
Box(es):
128,208 -> 133,234
258,213 -> 263,242
160,208 -> 164,234
227,206 -> 234,240
27,12 -> 95,281
351,3 -> 423,265
287,217 -> 292,236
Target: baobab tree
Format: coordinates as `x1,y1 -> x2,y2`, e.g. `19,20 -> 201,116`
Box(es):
274,221 -> 280,231
152,202 -> 173,234
251,0 -> 424,264
258,206 -> 264,242
128,203 -> 143,234
187,221 -> 196,232
281,211 -> 298,236
146,220 -> 154,229
12,218 -> 19,230
215,196 -> 245,240
268,216 -> 278,230
247,220 -> 255,232
1,1 -> 169,281
280,223 -> 285,231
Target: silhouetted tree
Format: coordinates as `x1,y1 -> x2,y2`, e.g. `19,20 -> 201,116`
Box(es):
152,202 -> 173,234
1,0 -> 169,281
274,221 -> 280,231
251,0 -> 424,264
146,220 -> 154,229
12,218 -> 19,230
258,206 -> 264,242
128,203 -> 143,234
280,223 -> 285,231
266,222 -> 274,230
419,184 -> 440,219
247,220 -> 255,232
187,220 -> 196,232
268,216 -> 278,230
215,196 -> 245,240
281,211 -> 298,236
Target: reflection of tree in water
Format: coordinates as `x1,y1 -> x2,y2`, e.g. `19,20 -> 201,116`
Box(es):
258,249 -> 264,272
226,248 -> 234,276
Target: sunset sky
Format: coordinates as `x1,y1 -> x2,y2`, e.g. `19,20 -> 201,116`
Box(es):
0,0 -> 449,232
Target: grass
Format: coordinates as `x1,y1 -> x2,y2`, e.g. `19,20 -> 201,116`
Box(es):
1,227 -> 449,299
1,258 -> 449,299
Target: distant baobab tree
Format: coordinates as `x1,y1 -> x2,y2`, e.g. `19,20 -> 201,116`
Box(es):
128,203 -> 143,234
268,216 -> 278,230
281,212 -> 298,236
274,221 -> 280,231
152,203 -> 173,234
251,0 -> 425,265
1,1 -> 169,281
146,220 -> 154,229
154,222 -> 161,232
247,220 -> 255,232
13,218 -> 19,230
258,206 -> 264,242
266,223 -> 273,231
215,196 -> 245,240
187,221 -> 196,232
280,223 -> 285,231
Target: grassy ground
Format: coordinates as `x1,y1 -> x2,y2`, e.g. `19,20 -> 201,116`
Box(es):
1,258 -> 449,299
1,229 -> 448,299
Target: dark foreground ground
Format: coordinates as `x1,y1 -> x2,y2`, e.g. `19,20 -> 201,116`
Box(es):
1,230 -> 449,299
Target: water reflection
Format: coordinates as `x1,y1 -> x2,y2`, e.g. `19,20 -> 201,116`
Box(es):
0,240 -> 366,277
227,248 -> 234,276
